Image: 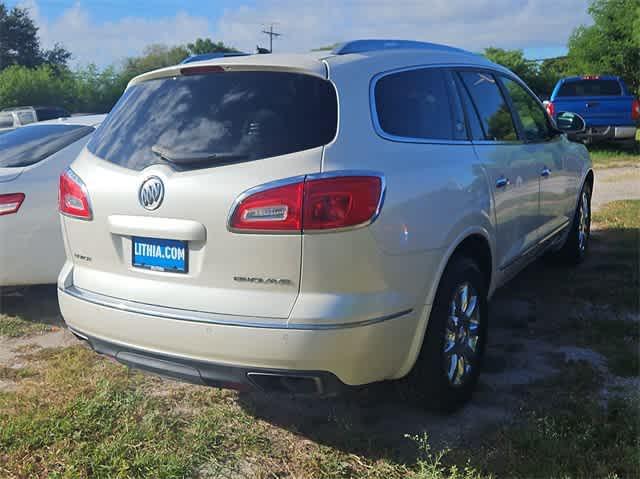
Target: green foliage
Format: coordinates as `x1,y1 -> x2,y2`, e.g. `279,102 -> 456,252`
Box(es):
121,43 -> 189,80
483,47 -> 563,97
0,65 -> 74,110
0,3 -> 71,71
187,37 -> 238,55
567,0 -> 640,95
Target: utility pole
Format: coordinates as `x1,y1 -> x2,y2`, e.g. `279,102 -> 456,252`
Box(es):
261,24 -> 282,53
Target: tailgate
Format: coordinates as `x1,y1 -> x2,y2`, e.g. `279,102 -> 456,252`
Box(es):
554,97 -> 634,126
62,68 -> 337,320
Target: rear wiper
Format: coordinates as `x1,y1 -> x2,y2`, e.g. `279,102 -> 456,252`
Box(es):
151,144 -> 248,164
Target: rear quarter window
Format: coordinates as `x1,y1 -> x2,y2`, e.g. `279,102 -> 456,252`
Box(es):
88,71 -> 338,171
373,68 -> 455,140
0,124 -> 94,168
557,80 -> 622,97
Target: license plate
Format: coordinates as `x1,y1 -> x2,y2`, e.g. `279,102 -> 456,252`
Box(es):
132,237 -> 188,273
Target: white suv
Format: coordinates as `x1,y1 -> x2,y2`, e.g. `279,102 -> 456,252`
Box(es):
57,40 -> 592,410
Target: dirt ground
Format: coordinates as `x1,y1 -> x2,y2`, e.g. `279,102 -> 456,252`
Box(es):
0,166 -> 638,463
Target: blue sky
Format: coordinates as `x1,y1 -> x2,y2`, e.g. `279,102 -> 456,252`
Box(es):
10,1 -> 591,67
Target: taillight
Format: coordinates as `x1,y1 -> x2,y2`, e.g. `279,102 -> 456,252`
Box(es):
632,99 -> 640,121
59,168 -> 92,220
229,180 -> 304,232
0,193 -> 25,216
228,173 -> 384,233
545,101 -> 555,118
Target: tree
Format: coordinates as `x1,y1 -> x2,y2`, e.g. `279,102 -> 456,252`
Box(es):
0,4 -> 41,69
484,48 -> 573,97
0,3 -> 71,71
121,44 -> 189,79
186,38 -> 237,55
567,0 -> 640,95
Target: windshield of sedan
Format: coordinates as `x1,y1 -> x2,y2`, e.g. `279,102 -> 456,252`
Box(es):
0,124 -> 94,168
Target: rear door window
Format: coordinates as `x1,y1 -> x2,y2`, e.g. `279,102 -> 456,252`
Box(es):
458,71 -> 518,142
88,71 -> 338,171
0,124 -> 94,168
557,80 -> 622,97
374,68 -> 455,140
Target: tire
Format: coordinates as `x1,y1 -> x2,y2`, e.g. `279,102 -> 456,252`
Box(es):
557,182 -> 592,265
408,255 -> 488,413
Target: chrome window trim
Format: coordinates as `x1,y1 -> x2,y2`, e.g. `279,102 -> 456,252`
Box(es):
226,170 -> 386,235
60,284 -> 412,331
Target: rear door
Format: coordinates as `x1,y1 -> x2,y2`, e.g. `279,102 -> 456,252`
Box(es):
63,68 -> 338,320
456,70 -> 542,269
553,78 -> 633,127
500,75 -> 576,238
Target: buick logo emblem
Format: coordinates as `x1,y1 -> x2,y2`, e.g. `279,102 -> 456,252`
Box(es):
139,176 -> 164,210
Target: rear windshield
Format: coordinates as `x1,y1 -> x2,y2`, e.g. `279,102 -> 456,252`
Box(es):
557,80 -> 622,97
88,71 -> 338,171
0,124 -> 94,168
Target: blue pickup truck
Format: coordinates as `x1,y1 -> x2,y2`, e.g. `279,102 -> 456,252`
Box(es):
546,76 -> 639,147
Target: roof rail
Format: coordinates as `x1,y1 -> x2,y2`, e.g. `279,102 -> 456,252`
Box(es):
332,39 -> 469,56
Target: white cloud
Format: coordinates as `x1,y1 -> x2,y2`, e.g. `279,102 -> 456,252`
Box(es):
17,0 -> 592,67
19,0 -> 212,66
215,0 -> 593,54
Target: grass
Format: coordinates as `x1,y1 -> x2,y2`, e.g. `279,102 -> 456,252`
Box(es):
0,313 -> 53,338
1,345 -> 636,478
0,346 -> 491,479
509,200 -> 640,310
569,317 -> 639,377
588,130 -> 640,169
459,362 -> 640,478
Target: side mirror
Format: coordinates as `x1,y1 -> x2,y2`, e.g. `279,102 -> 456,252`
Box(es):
555,111 -> 586,134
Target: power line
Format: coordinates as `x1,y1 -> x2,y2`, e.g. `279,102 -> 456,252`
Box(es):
261,24 -> 282,53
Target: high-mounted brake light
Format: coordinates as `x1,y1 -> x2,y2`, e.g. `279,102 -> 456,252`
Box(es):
180,65 -> 225,76
632,98 -> 640,121
59,168 -> 92,220
229,173 -> 384,233
0,193 -> 25,216
545,101 -> 555,118
582,75 -> 600,80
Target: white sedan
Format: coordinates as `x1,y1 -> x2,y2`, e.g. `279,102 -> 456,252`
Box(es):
0,115 -> 105,286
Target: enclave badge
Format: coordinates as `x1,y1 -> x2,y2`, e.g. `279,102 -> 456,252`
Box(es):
139,176 -> 164,210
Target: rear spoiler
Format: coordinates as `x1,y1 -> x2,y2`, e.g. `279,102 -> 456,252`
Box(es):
128,58 -> 327,88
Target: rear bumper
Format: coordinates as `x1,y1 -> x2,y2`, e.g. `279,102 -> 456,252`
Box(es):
68,326 -> 347,395
58,284 -> 422,389
577,125 -> 637,141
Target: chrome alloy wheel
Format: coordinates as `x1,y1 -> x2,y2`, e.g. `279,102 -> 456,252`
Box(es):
443,282 -> 481,386
578,191 -> 590,252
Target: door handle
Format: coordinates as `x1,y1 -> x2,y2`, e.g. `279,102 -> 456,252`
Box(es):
541,167 -> 551,178
495,176 -> 510,188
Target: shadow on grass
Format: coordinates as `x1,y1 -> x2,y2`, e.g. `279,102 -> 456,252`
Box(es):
0,285 -> 63,328
235,218 -> 639,468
